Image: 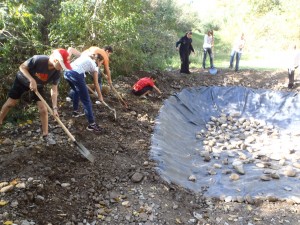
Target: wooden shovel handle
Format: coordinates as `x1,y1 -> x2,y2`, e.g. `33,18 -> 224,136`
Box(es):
109,83 -> 128,108
35,91 -> 76,142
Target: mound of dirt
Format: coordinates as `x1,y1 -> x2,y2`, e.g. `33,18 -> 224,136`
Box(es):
1,68 -> 300,225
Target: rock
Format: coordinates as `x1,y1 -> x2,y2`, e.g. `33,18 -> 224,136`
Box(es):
232,160 -> 245,175
271,173 -> 280,179
188,175 -> 196,181
284,167 -> 297,177
292,162 -> 300,169
260,175 -> 271,181
229,173 -> 240,181
61,183 -> 71,188
0,184 -> 14,193
131,172 -> 144,183
2,138 -> 13,145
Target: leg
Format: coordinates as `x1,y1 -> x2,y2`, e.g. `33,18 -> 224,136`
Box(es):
288,69 -> 295,88
0,98 -> 18,125
202,49 -> 207,69
181,53 -> 190,73
0,76 -> 28,125
65,71 -> 80,111
229,50 -> 235,68
235,52 -> 242,71
37,100 -> 48,136
179,52 -> 185,73
73,74 -> 95,124
207,48 -> 214,68
67,80 -> 80,111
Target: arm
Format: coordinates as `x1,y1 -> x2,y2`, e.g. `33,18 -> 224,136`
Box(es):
103,63 -> 112,85
153,85 -> 162,95
19,61 -> 37,92
67,47 -> 81,59
176,37 -> 183,50
190,43 -> 195,54
92,71 -> 104,102
50,84 -> 59,117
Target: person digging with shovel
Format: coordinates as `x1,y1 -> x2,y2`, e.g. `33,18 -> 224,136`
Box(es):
83,46 -> 113,93
0,49 -> 71,145
65,47 -> 104,133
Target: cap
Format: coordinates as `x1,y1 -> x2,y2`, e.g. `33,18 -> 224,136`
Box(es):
53,48 -> 72,70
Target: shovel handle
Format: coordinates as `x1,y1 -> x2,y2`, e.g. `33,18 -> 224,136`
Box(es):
109,83 -> 128,108
35,91 -> 76,142
86,85 -> 117,119
87,85 -> 113,110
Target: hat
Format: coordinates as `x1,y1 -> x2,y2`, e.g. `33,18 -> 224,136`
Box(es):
53,48 -> 72,70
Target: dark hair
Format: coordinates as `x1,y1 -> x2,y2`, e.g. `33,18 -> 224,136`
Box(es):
186,30 -> 192,35
150,75 -> 157,80
104,45 -> 113,53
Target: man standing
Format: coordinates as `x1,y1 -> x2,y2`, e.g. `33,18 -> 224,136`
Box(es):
229,33 -> 245,72
0,49 -> 71,144
176,31 -> 195,74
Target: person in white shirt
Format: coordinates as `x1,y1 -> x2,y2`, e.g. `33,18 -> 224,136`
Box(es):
64,47 -> 104,133
287,45 -> 300,89
229,33 -> 245,72
202,30 -> 214,69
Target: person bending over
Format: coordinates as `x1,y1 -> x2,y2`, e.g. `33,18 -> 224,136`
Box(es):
0,49 -> 71,145
132,75 -> 162,98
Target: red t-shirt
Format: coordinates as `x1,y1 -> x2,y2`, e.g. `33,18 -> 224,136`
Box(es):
133,77 -> 154,91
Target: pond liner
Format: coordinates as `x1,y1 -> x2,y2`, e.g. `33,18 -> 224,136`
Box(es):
150,86 -> 300,201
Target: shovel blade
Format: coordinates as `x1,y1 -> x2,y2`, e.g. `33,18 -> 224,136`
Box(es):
74,141 -> 95,163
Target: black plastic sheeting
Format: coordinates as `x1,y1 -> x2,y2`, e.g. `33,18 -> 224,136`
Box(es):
150,86 -> 300,201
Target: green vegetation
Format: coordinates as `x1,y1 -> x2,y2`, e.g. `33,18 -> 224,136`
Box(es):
0,0 -> 299,123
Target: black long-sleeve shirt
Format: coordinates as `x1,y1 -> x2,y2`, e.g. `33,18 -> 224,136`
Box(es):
176,35 -> 194,54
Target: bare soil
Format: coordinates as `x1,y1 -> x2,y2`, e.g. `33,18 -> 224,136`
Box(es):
1,68 -> 300,225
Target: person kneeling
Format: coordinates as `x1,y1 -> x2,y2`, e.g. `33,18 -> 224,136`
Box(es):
132,76 -> 162,99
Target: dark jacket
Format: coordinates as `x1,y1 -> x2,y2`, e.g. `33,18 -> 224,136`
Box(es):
176,35 -> 194,55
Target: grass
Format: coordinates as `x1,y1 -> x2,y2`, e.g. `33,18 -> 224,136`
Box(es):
170,32 -> 285,72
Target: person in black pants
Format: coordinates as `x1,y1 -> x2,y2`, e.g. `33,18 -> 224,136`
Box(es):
288,45 -> 300,89
176,31 -> 195,74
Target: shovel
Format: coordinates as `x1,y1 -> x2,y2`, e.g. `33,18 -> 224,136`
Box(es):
86,85 -> 117,120
109,83 -> 128,108
35,91 -> 95,163
101,73 -> 128,108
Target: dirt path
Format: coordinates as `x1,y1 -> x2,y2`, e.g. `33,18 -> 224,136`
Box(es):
1,68 -> 300,225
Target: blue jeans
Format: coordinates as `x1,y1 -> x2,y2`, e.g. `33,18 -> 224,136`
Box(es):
202,48 -> 214,69
230,51 -> 242,71
64,70 -> 95,124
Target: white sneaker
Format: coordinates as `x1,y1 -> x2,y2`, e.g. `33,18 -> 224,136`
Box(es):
66,97 -> 72,102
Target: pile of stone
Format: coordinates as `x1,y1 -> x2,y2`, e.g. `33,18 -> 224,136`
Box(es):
195,113 -> 300,182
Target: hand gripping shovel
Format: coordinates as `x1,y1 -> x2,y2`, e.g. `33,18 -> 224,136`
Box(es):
86,85 -> 117,120
35,91 -> 95,163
